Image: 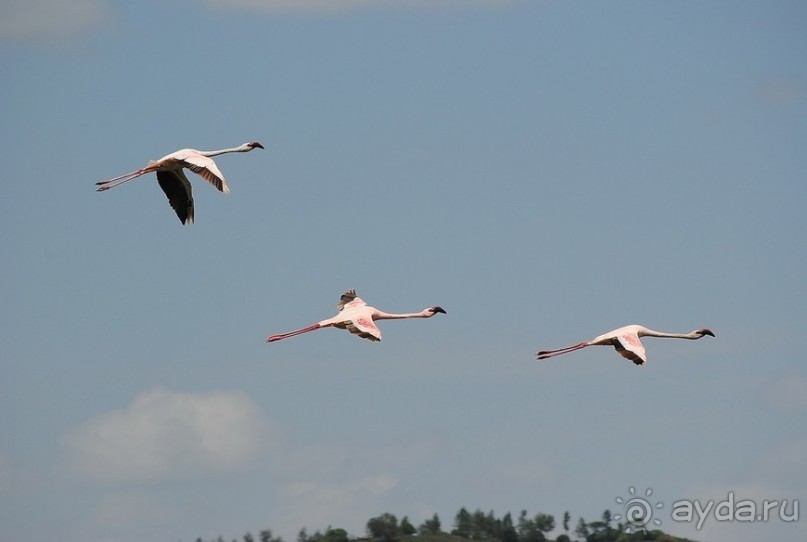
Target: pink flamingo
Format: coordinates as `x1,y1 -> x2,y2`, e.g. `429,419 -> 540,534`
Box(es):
96,141 -> 264,224
266,289 -> 446,343
537,324 -> 714,367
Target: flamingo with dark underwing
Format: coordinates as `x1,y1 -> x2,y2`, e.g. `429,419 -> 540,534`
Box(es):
96,141 -> 264,224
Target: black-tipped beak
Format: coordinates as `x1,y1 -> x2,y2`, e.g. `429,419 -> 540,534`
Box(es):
250,142 -> 265,149
431,306 -> 446,314
703,329 -> 715,337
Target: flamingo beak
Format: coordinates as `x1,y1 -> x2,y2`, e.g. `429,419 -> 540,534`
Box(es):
431,306 -> 446,315
250,142 -> 265,149
703,329 -> 715,337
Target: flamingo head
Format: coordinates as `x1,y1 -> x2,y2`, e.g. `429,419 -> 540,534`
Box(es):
428,306 -> 447,316
245,141 -> 265,150
697,328 -> 715,337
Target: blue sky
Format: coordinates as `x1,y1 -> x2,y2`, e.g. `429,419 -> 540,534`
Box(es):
1,1 -> 805,542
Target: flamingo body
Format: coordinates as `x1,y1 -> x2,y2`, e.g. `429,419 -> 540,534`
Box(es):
536,324 -> 714,367
266,289 -> 446,343
96,141 -> 264,224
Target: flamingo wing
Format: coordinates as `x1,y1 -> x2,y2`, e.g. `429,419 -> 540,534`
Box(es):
180,154 -> 230,193
156,170 -> 194,224
345,314 -> 382,342
613,334 -> 647,366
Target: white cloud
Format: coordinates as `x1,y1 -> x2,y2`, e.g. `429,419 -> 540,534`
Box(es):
205,0 -> 518,15
0,0 -> 111,41
64,388 -> 275,483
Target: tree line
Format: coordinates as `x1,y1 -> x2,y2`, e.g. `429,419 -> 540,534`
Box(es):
195,507 -> 696,542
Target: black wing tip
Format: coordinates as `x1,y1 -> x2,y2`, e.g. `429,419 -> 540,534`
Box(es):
340,289 -> 358,303
337,289 -> 358,310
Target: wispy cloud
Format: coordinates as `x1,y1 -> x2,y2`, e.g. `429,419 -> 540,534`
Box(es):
64,388 -> 276,483
276,475 -> 399,536
205,0 -> 519,15
0,0 -> 520,42
0,0 -> 111,41
267,437 -> 440,536
92,490 -> 177,529
481,458 -> 555,487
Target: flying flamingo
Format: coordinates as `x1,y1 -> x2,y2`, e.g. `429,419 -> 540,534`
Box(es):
266,289 -> 446,343
536,324 -> 714,367
96,141 -> 264,224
